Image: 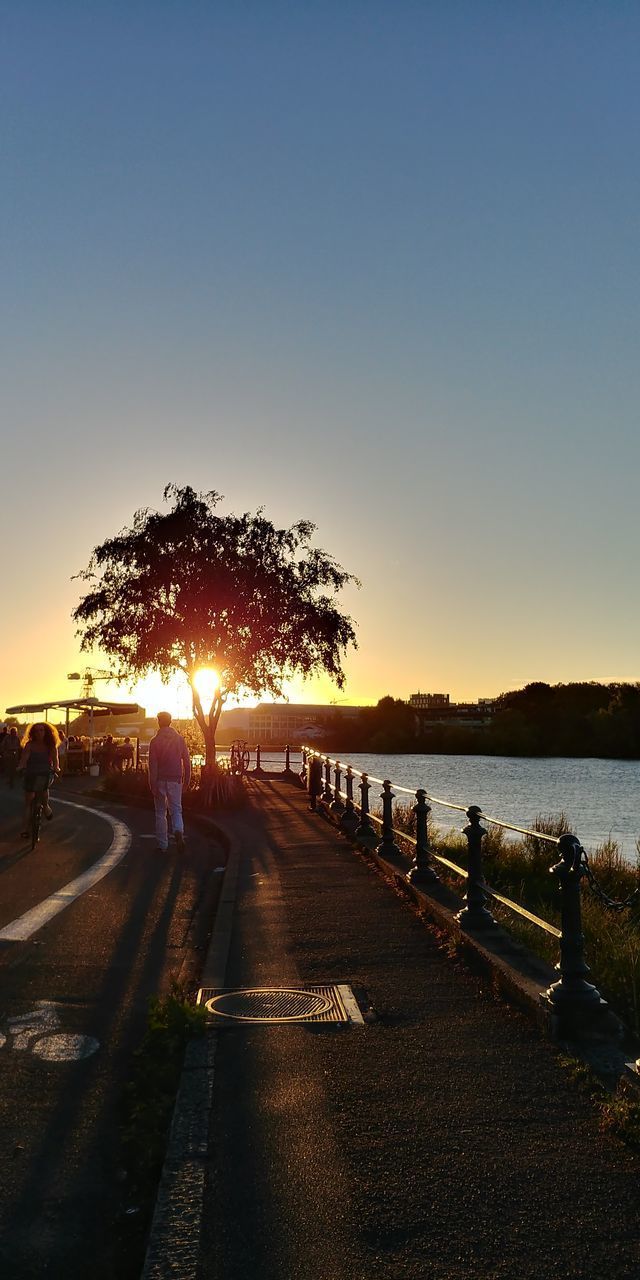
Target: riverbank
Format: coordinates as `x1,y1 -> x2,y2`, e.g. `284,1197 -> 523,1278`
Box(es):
383,800 -> 640,1038
325,752 -> 640,861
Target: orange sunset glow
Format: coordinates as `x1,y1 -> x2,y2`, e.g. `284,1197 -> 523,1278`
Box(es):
192,668 -> 220,706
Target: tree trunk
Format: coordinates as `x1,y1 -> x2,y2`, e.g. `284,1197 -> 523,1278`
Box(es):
191,682 -> 223,769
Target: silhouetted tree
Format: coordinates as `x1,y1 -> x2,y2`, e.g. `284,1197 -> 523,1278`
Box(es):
73,485 -> 358,765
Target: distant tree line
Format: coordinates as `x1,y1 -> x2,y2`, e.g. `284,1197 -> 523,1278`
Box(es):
319,683 -> 640,758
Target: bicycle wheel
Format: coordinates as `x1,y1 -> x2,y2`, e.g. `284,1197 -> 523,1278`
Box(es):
31,798 -> 43,850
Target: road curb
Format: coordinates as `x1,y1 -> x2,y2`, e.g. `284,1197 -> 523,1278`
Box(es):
140,817 -> 241,1280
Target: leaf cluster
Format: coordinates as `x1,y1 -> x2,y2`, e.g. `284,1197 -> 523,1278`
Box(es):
73,485 -> 358,701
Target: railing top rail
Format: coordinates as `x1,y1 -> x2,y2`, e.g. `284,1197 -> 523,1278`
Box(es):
329,783 -> 562,939
303,746 -> 561,847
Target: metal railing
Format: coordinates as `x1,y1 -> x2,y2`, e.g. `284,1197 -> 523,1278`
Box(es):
211,746 -> 302,775
297,747 -> 639,1031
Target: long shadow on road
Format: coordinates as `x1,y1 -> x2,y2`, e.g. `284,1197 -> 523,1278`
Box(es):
0,842 -> 189,1280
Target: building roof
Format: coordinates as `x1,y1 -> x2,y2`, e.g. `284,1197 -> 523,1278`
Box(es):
6,697 -> 142,717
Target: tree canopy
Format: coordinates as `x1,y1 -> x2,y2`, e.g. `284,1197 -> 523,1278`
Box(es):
73,485 -> 358,761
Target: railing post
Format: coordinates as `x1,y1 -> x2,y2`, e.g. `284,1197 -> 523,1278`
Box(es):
456,805 -> 497,929
308,752 -> 323,811
407,789 -> 439,884
255,745 -> 262,774
284,743 -> 291,774
377,780 -> 402,859
355,773 -> 376,844
300,747 -> 308,785
330,760 -> 344,812
322,756 -> 333,804
340,766 -> 359,835
541,834 -> 606,1022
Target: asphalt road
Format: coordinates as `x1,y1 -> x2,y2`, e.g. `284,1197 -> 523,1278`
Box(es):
0,776 -> 225,1280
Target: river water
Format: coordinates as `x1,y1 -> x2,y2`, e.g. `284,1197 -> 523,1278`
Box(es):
322,753 -> 640,862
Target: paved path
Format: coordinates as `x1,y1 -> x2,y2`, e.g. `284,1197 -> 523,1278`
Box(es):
199,779 -> 640,1280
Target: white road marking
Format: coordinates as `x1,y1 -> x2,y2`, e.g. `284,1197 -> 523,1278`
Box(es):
7,1001 -> 60,1048
0,799 -> 131,942
32,1033 -> 100,1061
1,1002 -> 100,1063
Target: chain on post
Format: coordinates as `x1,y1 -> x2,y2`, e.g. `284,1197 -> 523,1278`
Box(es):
580,846 -> 640,912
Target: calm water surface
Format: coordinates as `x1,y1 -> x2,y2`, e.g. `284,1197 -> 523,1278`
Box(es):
329,753 -> 640,862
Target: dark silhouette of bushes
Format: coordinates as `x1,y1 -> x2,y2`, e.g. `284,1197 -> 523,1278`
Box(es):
322,681 -> 640,758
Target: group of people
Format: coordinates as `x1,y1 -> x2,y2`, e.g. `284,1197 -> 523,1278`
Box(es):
91,734 -> 136,773
1,726 -> 138,779
1,712 -> 191,853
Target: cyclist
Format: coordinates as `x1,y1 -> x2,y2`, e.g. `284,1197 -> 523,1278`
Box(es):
19,722 -> 60,839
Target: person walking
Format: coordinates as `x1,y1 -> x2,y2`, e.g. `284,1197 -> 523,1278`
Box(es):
3,726 -> 22,787
148,711 -> 191,853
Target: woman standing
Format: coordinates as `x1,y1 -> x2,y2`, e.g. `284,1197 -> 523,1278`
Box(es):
19,722 -> 60,839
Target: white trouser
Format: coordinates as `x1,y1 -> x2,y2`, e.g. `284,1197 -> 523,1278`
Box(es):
153,780 -> 184,848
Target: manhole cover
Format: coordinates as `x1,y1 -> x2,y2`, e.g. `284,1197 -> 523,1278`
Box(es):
197,984 -> 365,1024
205,987 -> 333,1022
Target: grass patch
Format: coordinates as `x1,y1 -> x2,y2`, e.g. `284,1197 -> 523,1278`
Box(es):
387,802 -> 640,1036
114,984 -> 207,1277
600,1093 -> 640,1147
557,1054 -> 640,1150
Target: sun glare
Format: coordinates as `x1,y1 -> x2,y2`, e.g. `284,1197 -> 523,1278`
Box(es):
193,668 -> 220,705
129,671 -> 192,720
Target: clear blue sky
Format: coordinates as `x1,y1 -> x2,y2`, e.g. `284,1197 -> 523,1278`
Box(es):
2,2 -> 639,712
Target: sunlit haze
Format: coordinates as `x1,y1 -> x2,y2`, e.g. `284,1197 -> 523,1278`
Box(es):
3,5 -> 639,716
192,668 -> 220,707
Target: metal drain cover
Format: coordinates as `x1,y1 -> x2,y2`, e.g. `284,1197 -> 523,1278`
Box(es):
196,983 -> 364,1025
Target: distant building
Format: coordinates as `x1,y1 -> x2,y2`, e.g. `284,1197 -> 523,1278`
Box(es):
219,702 -> 366,745
409,692 -> 450,708
407,692 -> 493,730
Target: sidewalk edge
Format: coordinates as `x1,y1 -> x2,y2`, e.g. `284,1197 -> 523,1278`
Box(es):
140,819 -> 241,1280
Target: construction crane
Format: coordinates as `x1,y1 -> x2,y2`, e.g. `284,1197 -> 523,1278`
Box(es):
67,668 -> 113,699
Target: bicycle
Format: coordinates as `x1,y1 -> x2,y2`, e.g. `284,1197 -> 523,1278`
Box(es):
28,772 -> 56,850
229,739 -> 251,775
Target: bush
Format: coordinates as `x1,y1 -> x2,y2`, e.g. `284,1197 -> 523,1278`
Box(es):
102,769 -> 153,805
99,765 -> 248,811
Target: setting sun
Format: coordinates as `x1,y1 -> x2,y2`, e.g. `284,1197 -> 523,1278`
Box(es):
193,668 -> 221,706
